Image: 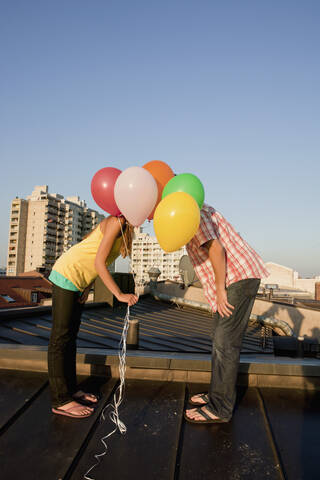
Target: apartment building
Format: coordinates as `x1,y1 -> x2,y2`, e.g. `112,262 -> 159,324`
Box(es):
7,198 -> 29,275
131,229 -> 187,285
7,186 -> 105,276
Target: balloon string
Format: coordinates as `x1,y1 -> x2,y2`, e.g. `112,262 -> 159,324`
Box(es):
84,218 -> 136,479
83,306 -> 130,480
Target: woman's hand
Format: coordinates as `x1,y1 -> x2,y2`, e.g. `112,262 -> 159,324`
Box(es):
216,288 -> 234,318
117,293 -> 139,306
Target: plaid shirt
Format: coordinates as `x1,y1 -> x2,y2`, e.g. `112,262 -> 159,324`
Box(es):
186,203 -> 269,312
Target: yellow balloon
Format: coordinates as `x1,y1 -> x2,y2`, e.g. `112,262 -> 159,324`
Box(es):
154,192 -> 200,252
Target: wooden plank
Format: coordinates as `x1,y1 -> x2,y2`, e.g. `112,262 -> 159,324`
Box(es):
69,380 -> 185,480
0,376 -> 117,480
177,384 -> 282,480
0,369 -> 48,432
260,387 -> 320,480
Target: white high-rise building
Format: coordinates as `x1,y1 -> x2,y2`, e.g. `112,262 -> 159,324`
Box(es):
131,228 -> 187,285
7,185 -> 105,276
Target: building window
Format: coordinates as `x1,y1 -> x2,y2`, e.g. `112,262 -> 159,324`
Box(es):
31,292 -> 38,303
0,294 -> 16,303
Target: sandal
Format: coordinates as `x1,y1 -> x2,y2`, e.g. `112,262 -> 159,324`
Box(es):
73,390 -> 99,405
189,393 -> 209,406
184,407 -> 229,424
52,405 -> 93,419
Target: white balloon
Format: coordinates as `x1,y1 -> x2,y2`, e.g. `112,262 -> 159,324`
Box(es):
114,166 -> 158,226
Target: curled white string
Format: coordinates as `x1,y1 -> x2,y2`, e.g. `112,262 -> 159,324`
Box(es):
83,305 -> 130,480
84,218 -> 133,480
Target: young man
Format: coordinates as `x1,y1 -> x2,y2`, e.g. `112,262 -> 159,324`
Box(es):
184,203 -> 268,424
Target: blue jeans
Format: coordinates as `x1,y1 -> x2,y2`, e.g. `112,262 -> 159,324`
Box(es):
208,278 -> 260,420
48,284 -> 83,408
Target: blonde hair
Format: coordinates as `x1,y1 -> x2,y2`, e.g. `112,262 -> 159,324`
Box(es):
119,222 -> 134,258
82,218 -> 134,258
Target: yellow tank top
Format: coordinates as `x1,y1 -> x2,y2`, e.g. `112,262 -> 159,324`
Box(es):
50,225 -> 122,291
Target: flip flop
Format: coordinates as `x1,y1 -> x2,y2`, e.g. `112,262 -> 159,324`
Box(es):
184,407 -> 229,424
73,391 -> 99,405
189,393 -> 209,406
52,406 -> 93,419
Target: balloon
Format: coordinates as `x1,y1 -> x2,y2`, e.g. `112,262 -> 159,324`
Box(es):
91,167 -> 122,216
114,166 -> 158,226
142,160 -> 174,220
162,173 -> 205,209
154,192 -> 200,252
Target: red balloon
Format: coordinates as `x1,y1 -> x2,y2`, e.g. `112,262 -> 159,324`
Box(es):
91,167 -> 122,215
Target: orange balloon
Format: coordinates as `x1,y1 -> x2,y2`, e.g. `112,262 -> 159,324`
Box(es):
143,160 -> 174,219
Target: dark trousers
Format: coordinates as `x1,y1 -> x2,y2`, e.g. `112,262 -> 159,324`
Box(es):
48,284 -> 83,408
208,278 -> 260,420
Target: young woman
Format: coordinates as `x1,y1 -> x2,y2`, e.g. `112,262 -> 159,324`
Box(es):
48,215 -> 138,418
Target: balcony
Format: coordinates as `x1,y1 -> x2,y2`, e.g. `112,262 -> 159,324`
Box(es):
44,233 -> 56,241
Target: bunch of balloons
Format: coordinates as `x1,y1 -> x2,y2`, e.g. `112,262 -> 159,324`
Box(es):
91,161 -> 205,252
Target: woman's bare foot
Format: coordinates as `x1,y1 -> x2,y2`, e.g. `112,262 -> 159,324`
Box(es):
52,400 -> 94,418
73,390 -> 98,404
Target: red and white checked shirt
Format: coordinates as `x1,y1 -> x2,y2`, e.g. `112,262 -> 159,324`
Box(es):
186,203 -> 269,312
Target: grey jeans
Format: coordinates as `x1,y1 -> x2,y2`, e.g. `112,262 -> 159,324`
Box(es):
208,278 -> 260,420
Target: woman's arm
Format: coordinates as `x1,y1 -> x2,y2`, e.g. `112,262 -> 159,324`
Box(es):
206,239 -> 234,318
94,217 -> 138,307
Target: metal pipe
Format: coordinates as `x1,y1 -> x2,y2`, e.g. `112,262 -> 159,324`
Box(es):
151,288 -> 213,313
250,314 -> 295,337
127,319 -> 139,349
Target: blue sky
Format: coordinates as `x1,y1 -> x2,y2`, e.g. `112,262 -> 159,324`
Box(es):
1,0 -> 319,276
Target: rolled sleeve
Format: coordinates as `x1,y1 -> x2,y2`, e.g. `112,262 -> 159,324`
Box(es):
192,209 -> 217,249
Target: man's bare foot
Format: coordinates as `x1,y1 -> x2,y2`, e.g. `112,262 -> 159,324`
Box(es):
52,400 -> 94,418
185,406 -> 221,422
190,393 -> 209,405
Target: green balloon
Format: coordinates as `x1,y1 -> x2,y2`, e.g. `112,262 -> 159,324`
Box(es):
162,173 -> 205,208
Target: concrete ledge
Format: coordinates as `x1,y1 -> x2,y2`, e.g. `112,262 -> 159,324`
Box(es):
0,344 -> 319,389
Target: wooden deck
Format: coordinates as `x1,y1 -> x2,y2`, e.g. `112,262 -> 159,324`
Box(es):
1,369 -> 319,480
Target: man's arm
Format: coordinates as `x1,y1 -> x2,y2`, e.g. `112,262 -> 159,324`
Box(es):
205,239 -> 234,317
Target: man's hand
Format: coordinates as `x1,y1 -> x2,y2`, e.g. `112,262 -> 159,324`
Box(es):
216,288 -> 234,318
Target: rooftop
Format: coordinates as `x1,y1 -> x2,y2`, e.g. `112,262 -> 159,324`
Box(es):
0,294 -> 319,479
0,274 -> 52,309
